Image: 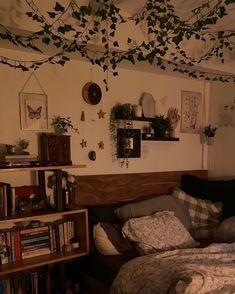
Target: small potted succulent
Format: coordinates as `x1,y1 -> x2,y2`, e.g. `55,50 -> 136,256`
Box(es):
151,115 -> 172,138
51,115 -> 80,135
203,124 -> 217,145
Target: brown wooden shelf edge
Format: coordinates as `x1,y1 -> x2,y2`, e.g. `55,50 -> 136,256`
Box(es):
0,250 -> 89,276
142,136 -> 179,141
0,164 -> 87,172
114,117 -> 154,122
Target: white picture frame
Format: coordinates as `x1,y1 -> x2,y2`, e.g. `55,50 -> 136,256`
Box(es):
19,92 -> 48,130
180,90 -> 202,134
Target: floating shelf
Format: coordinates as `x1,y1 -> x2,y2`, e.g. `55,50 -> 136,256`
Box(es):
142,135 -> 179,141
114,117 -> 154,122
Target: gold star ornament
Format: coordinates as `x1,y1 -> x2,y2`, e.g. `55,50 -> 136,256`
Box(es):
98,140 -> 104,150
97,109 -> 106,119
80,139 -> 87,148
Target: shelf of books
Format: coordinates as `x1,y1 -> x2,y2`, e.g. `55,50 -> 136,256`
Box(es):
0,208 -> 89,276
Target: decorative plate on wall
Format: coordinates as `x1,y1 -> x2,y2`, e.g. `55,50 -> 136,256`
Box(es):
140,92 -> 156,118
82,82 -> 102,105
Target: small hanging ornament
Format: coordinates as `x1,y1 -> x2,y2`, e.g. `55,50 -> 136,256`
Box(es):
80,139 -> 87,148
80,111 -> 85,121
98,140 -> 104,150
97,109 -> 106,119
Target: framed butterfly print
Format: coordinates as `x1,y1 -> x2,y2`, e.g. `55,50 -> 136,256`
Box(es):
19,92 -> 48,130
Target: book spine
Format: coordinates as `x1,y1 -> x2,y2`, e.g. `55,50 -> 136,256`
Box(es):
0,232 -> 8,264
14,230 -> 21,262
22,248 -> 50,260
21,235 -> 49,245
20,226 -> 49,236
10,230 -> 15,262
6,231 -> 12,263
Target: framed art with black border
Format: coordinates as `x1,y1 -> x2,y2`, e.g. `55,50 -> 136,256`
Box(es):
117,128 -> 141,158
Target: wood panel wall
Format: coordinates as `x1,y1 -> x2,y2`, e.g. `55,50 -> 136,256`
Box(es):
75,170 -> 208,206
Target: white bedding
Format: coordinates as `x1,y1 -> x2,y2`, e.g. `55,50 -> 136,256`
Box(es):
110,243 -> 235,294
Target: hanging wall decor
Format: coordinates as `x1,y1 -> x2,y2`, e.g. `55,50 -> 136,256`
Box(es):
180,90 -> 202,134
19,73 -> 48,131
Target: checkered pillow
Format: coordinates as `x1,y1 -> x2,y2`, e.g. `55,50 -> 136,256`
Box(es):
172,188 -> 223,240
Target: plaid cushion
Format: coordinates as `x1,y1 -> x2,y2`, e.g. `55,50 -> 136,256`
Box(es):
172,188 -> 223,240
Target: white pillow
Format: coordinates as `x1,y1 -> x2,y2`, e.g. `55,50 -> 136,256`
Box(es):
122,211 -> 198,255
93,222 -> 121,255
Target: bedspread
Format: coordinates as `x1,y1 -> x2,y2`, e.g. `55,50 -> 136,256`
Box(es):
110,243 -> 235,294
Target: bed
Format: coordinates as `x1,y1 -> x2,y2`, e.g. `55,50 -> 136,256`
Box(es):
74,170 -> 235,294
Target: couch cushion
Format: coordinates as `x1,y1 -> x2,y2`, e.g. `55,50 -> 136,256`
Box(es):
172,188 -> 223,240
115,194 -> 193,234
122,211 -> 198,255
181,173 -> 235,218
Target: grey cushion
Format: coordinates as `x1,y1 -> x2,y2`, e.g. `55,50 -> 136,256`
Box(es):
115,195 -> 193,234
214,216 -> 235,243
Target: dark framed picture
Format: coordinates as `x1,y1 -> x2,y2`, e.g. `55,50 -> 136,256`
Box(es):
117,128 -> 141,158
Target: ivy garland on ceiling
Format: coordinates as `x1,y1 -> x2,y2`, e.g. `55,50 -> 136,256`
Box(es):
1,0 -> 235,88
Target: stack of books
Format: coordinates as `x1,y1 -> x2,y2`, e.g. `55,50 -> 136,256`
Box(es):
20,226 -> 51,260
3,154 -> 40,167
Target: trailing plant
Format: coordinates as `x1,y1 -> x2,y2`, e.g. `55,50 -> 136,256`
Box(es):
0,0 -> 235,87
203,124 -> 217,137
109,103 -> 135,167
151,115 -> 172,137
51,115 -> 80,135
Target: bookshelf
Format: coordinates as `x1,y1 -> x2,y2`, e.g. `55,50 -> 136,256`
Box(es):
0,164 -> 89,292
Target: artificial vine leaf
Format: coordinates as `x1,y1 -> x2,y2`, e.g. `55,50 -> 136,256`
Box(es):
54,2 -> 65,12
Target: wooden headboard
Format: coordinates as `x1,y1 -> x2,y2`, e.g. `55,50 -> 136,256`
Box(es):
75,170 -> 208,206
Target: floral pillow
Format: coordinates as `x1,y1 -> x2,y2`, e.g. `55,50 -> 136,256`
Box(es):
122,211 -> 198,255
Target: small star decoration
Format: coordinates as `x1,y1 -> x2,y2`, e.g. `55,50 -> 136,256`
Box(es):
80,139 -> 87,148
97,109 -> 106,119
98,140 -> 104,150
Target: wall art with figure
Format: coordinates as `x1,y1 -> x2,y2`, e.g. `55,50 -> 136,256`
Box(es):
180,90 -> 202,134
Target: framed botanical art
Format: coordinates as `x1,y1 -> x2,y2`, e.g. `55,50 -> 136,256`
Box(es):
180,90 -> 202,134
19,92 -> 48,130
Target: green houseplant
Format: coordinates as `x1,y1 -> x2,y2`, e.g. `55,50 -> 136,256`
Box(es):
51,115 -> 79,135
151,115 -> 172,138
203,124 -> 217,145
203,125 -> 217,137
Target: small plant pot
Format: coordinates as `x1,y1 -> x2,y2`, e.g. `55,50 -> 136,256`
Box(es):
206,136 -> 214,145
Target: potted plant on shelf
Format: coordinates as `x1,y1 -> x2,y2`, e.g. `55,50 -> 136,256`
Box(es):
51,115 -> 80,135
151,115 -> 172,138
203,124 -> 217,145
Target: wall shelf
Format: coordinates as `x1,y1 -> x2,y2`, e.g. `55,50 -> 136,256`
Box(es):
142,135 -> 179,141
114,117 -> 154,122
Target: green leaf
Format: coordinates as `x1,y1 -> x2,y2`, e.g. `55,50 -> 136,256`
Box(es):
54,2 -> 65,12
48,12 -> 56,18
42,37 -> 50,45
26,12 -> 33,17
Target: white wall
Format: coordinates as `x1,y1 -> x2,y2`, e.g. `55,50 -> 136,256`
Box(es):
208,82 -> 235,177
0,47 -> 209,185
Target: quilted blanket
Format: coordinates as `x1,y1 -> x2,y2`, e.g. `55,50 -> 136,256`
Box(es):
110,243 -> 235,294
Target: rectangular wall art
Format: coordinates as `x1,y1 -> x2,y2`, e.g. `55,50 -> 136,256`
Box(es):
180,90 -> 202,134
19,92 -> 48,131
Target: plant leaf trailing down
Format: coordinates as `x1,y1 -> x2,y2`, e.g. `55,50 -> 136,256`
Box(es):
1,0 -> 235,87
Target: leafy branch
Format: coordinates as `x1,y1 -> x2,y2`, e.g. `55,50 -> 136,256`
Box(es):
0,0 -> 235,85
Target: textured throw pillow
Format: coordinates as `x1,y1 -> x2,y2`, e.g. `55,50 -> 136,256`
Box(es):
214,216 -> 235,243
93,222 -> 137,257
93,222 -> 121,255
122,211 -> 198,255
115,195 -> 193,234
172,188 -> 223,240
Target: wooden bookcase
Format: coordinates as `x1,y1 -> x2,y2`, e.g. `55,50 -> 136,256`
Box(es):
0,164 -> 88,292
